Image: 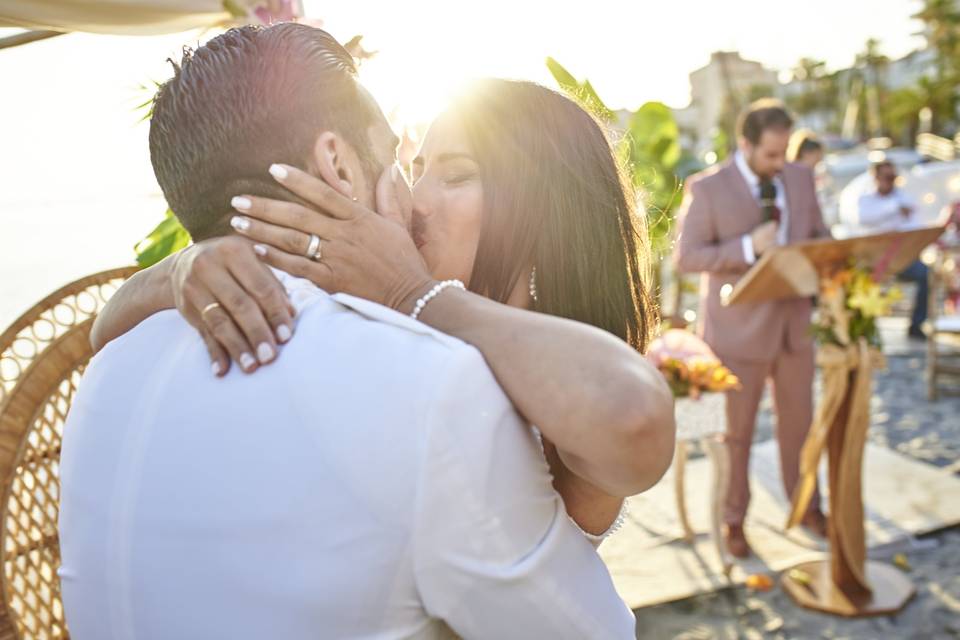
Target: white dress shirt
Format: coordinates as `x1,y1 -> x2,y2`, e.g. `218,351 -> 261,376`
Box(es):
735,151 -> 790,263
854,187 -> 919,234
58,271 -> 635,640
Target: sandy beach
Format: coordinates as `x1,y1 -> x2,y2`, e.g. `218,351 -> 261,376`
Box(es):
631,319 -> 960,639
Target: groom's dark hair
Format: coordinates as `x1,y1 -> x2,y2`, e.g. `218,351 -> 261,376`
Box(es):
149,23 -> 380,240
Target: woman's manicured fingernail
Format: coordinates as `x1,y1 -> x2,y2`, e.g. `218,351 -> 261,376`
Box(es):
211,361 -> 223,376
256,342 -> 275,364
269,164 -> 288,180
276,324 -> 292,343
239,352 -> 257,371
231,216 -> 250,232
253,243 -> 268,257
231,196 -> 252,211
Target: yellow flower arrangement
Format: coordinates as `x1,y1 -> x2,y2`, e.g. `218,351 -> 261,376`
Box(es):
847,270 -> 902,318
812,264 -> 902,348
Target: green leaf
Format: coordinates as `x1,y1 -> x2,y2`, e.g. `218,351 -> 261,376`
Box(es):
544,58 -> 614,122
134,80 -> 163,123
544,60 -> 687,257
222,0 -> 248,19
626,102 -> 682,170
134,210 -> 191,268
545,57 -> 579,93
579,80 -> 615,122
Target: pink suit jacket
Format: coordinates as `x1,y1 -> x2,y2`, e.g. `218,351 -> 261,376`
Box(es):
675,159 -> 830,362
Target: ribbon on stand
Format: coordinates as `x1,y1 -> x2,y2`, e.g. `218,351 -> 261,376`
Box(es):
786,339 -> 885,594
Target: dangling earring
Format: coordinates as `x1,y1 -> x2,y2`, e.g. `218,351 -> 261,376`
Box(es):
529,267 -> 539,303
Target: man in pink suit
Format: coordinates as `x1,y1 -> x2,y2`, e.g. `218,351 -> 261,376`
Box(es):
675,100 -> 830,558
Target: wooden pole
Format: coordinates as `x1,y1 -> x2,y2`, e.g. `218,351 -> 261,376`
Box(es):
0,30 -> 65,51
782,354 -> 915,616
826,372 -> 869,599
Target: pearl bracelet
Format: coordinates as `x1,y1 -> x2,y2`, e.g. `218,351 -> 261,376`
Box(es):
410,280 -> 466,320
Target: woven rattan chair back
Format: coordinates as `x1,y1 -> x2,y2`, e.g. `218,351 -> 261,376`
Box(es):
0,267 -> 138,640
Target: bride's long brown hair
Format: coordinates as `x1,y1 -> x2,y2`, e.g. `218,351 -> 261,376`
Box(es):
450,79 -> 656,352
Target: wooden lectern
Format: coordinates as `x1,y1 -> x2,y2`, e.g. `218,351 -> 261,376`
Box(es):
724,225 -> 946,617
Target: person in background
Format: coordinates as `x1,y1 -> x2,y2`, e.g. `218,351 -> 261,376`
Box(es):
675,99 -> 830,559
856,160 -> 928,339
789,131 -> 824,172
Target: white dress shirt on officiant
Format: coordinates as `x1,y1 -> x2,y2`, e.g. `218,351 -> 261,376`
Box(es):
735,150 -> 790,264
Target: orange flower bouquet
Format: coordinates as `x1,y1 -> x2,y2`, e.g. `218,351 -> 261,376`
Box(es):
647,329 -> 741,399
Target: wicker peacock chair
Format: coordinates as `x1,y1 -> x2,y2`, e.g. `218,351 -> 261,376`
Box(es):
0,267 -> 138,640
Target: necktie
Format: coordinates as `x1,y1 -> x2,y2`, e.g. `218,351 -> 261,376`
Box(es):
759,179 -> 781,223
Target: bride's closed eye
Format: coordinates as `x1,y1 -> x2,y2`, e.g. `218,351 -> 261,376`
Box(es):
438,155 -> 479,187
442,171 -> 476,186
408,167 -> 475,187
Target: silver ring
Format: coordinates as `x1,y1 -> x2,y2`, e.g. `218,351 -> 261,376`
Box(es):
305,233 -> 322,261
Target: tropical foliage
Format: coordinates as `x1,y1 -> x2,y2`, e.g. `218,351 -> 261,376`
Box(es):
134,209 -> 191,268
788,58 -> 834,115
785,2 -> 960,141
545,57 -> 700,255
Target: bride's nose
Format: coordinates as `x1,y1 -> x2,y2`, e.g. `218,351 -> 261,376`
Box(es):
411,180 -> 433,219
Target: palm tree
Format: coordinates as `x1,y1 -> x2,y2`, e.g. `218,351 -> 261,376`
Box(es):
914,0 -> 960,76
786,57 -> 841,127
793,58 -> 826,83
912,0 -> 960,134
855,38 -> 889,137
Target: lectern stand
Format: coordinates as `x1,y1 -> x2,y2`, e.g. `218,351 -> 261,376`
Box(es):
724,225 -> 945,617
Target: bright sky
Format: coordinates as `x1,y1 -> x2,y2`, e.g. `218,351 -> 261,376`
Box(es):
315,0 -> 923,119
0,0 -> 925,196
0,0 -> 927,322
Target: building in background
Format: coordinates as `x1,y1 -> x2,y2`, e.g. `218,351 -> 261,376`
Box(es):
685,51 -> 778,155
886,48 -> 937,91
673,46 -> 941,159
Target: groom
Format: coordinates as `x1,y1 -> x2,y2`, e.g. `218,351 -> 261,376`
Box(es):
58,24 -> 634,639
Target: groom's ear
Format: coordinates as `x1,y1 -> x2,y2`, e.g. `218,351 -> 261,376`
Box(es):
311,131 -> 359,199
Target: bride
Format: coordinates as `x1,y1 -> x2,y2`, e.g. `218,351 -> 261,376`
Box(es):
93,78 -> 675,538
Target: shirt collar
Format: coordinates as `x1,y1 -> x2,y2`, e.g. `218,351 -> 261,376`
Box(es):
734,150 -> 783,191
267,267 -> 463,346
734,151 -> 760,190
271,267 -> 322,295
269,267 -> 333,315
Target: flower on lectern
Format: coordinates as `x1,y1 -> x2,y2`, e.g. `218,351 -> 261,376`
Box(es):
848,271 -> 902,317
812,264 -> 901,349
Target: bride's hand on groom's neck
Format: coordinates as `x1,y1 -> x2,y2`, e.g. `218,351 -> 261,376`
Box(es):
92,241 -> 291,380
233,163 -> 433,316
156,163 -> 426,377
169,237 -> 295,377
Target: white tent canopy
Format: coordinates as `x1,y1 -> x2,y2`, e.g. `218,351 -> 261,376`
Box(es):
0,0 -> 300,36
